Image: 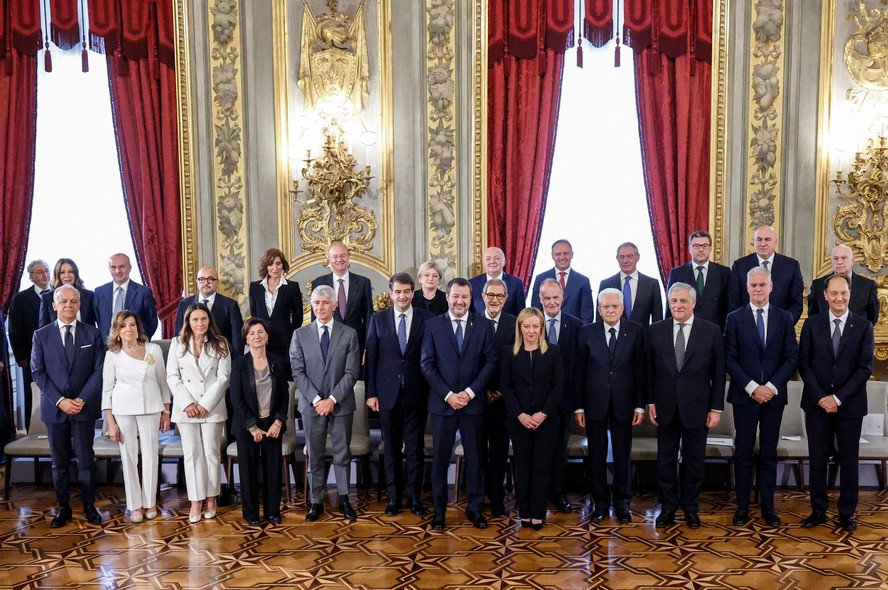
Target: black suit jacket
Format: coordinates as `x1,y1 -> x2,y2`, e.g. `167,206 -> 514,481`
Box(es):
228,351 -> 289,434
724,305 -> 798,407
311,272 -> 374,352
598,272 -> 663,327
38,288 -> 97,328
175,293 -> 244,354
499,344 -> 563,419
808,272 -> 880,326
729,253 -> 804,325
469,273 -> 526,317
365,306 -> 433,412
249,280 -> 303,354
486,312 -> 517,394
798,311 -> 874,419
667,262 -> 731,328
575,320 -> 646,421
421,312 -> 496,416
546,312 -> 582,413
8,286 -> 43,365
647,316 -> 726,427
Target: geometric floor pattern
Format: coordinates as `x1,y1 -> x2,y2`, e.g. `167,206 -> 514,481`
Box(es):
2,483 -> 888,589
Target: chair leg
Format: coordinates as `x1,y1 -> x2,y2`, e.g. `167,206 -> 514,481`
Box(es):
281,457 -> 291,504
34,457 -> 41,485
4,460 -> 12,500
376,452 -> 385,502
226,457 -> 234,494
881,460 -> 887,491
796,460 -> 805,489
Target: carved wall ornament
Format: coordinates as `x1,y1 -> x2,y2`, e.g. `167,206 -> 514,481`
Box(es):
845,0 -> 888,110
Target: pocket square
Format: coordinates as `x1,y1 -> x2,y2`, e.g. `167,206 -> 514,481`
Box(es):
80,344 -> 93,348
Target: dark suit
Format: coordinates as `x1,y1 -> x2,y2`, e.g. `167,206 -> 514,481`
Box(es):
500,344 -> 563,520
576,320 -> 646,511
249,280 -> 303,375
598,272 -> 663,327
229,352 -> 289,522
0,312 -> 11,449
545,312 -> 583,498
94,280 -> 158,338
469,273 -> 526,317
30,321 -> 105,507
8,286 -> 45,430
414,290 -> 448,316
808,272 -> 880,326
729,253 -> 804,325
365,306 -> 433,503
667,262 -> 731,328
798,311 -> 874,518
724,304 -> 798,511
647,316 -> 725,514
484,312 -> 516,508
39,288 -> 97,328
530,268 -> 594,323
421,312 -> 496,515
175,293 -> 244,355
311,272 -> 374,354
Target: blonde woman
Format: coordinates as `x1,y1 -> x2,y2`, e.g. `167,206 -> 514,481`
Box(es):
414,260 -> 448,316
101,311 -> 171,522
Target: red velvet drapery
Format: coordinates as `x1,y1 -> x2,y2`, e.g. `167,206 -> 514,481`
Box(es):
488,0 -> 572,287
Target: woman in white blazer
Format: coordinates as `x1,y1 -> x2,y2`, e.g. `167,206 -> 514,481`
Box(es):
166,302 -> 232,523
102,311 -> 171,523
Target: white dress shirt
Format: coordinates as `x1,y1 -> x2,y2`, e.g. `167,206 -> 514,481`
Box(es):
744,303 -> 778,397
261,276 -> 288,316
445,312 -> 475,401
620,271 -> 639,308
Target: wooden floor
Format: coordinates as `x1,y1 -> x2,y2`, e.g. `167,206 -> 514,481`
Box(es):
2,479 -> 888,589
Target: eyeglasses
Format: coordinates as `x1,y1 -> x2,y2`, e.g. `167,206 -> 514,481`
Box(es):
690,243 -> 711,250
197,277 -> 218,283
484,293 -> 506,300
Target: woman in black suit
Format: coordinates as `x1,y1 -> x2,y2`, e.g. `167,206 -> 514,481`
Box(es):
500,307 -> 563,530
229,318 -> 289,525
38,258 -> 97,327
414,260 -> 448,315
248,248 -> 303,375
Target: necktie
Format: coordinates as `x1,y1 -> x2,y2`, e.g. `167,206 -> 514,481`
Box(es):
113,286 -> 124,314
608,327 -> 617,362
492,320 -> 498,333
832,318 -> 842,356
455,319 -> 464,352
756,308 -> 765,347
320,325 -> 330,362
64,325 -> 75,366
40,288 -> 50,296
696,266 -> 705,294
337,279 -> 347,318
623,276 -> 632,319
675,323 -> 686,370
548,318 -> 557,344
201,298 -> 209,307
558,271 -> 567,290
397,313 -> 407,355
762,260 -> 770,270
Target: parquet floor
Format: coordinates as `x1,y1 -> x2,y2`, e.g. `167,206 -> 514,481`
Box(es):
2,481 -> 888,589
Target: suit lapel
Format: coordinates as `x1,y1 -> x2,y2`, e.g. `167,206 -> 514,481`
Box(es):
325,324 -> 344,369
245,353 -> 258,411
406,311 -> 423,356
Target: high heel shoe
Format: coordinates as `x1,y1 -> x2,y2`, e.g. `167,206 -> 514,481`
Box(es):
130,509 -> 143,523
531,520 -> 544,531
145,508 -> 158,520
188,512 -> 202,524
520,518 -> 532,528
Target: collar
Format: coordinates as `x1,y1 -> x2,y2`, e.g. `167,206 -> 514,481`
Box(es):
691,260 -> 710,271
757,254 -> 775,266
829,309 -> 850,324
198,292 -> 217,305
57,319 -> 76,330
604,319 -> 620,332
749,302 -> 770,314
486,273 -> 504,282
394,306 -> 413,320
545,311 -> 562,324
448,311 -> 469,323
555,268 -> 571,276
333,271 -> 350,282
260,276 -> 288,289
620,270 -> 639,281
113,279 -> 131,290
673,315 -> 694,328
34,284 -> 49,296
316,318 -> 335,330
484,310 -> 501,322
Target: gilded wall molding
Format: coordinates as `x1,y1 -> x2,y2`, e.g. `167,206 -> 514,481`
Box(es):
745,0 -> 786,244
471,0 -> 487,277
174,0 -> 198,293
426,0 -> 458,278
709,0 -> 728,264
208,0 -> 249,300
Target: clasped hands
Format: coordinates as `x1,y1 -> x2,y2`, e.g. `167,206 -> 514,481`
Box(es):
314,397 -> 336,416
818,395 -> 839,414
251,421 -> 282,442
183,403 -> 208,419
750,385 -> 776,404
59,397 -> 84,415
518,412 -> 547,430
647,404 -> 721,428
447,391 -> 471,410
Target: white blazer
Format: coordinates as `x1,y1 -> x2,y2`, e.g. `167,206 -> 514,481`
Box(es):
166,338 -> 231,423
101,342 -> 171,415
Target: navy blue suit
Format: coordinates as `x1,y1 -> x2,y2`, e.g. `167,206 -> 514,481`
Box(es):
799,311 -> 874,517
175,293 -> 244,355
667,262 -> 731,328
530,269 -> 594,323
94,280 -> 158,338
598,272 -> 663,327
421,312 -> 496,515
39,288 -> 97,328
724,304 -> 798,511
576,320 -> 646,510
808,272 -> 880,327
484,312 -> 516,507
469,273 -> 526,317
729,253 -> 804,325
311,272 -> 374,354
545,312 -> 582,498
31,321 -> 105,507
365,306 -> 433,503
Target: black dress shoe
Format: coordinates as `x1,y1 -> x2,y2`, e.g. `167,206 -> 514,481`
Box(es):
84,505 -> 102,525
685,512 -> 701,529
802,510 -> 828,528
490,502 -> 507,517
655,508 -> 676,528
339,498 -> 357,521
590,508 -> 606,523
761,510 -> 781,527
306,503 -> 324,522
432,512 -> 446,530
246,519 -> 261,526
385,499 -> 402,516
267,516 -> 282,525
465,510 -> 488,529
531,522 -> 543,531
520,518 -> 532,528
617,511 -> 632,524
410,499 -> 428,516
732,508 -> 749,526
552,494 -> 572,514
838,516 -> 857,532
50,505 -> 72,529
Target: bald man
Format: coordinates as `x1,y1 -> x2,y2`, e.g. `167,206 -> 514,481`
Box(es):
174,266 -> 244,354
807,245 -> 879,325
469,247 -> 526,316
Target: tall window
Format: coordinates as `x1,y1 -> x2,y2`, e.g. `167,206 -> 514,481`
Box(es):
529,43 -> 661,304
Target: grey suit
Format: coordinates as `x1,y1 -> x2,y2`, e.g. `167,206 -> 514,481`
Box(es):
290,321 -> 361,503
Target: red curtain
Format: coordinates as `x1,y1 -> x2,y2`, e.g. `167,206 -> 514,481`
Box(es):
488,0 -> 572,287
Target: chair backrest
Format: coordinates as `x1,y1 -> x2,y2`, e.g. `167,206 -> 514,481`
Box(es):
28,383 -> 47,436
352,380 -> 369,435
782,380 -> 805,438
711,395 -> 735,437
286,381 -> 297,430
153,338 -> 172,363
865,381 -> 888,434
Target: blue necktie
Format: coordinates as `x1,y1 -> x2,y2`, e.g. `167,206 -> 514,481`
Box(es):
320,325 -> 330,362
64,325 -> 75,366
608,327 -> 617,362
832,318 -> 842,356
397,313 -> 407,355
548,318 -> 557,344
623,276 -> 632,319
455,319 -> 463,353
756,308 -> 765,347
